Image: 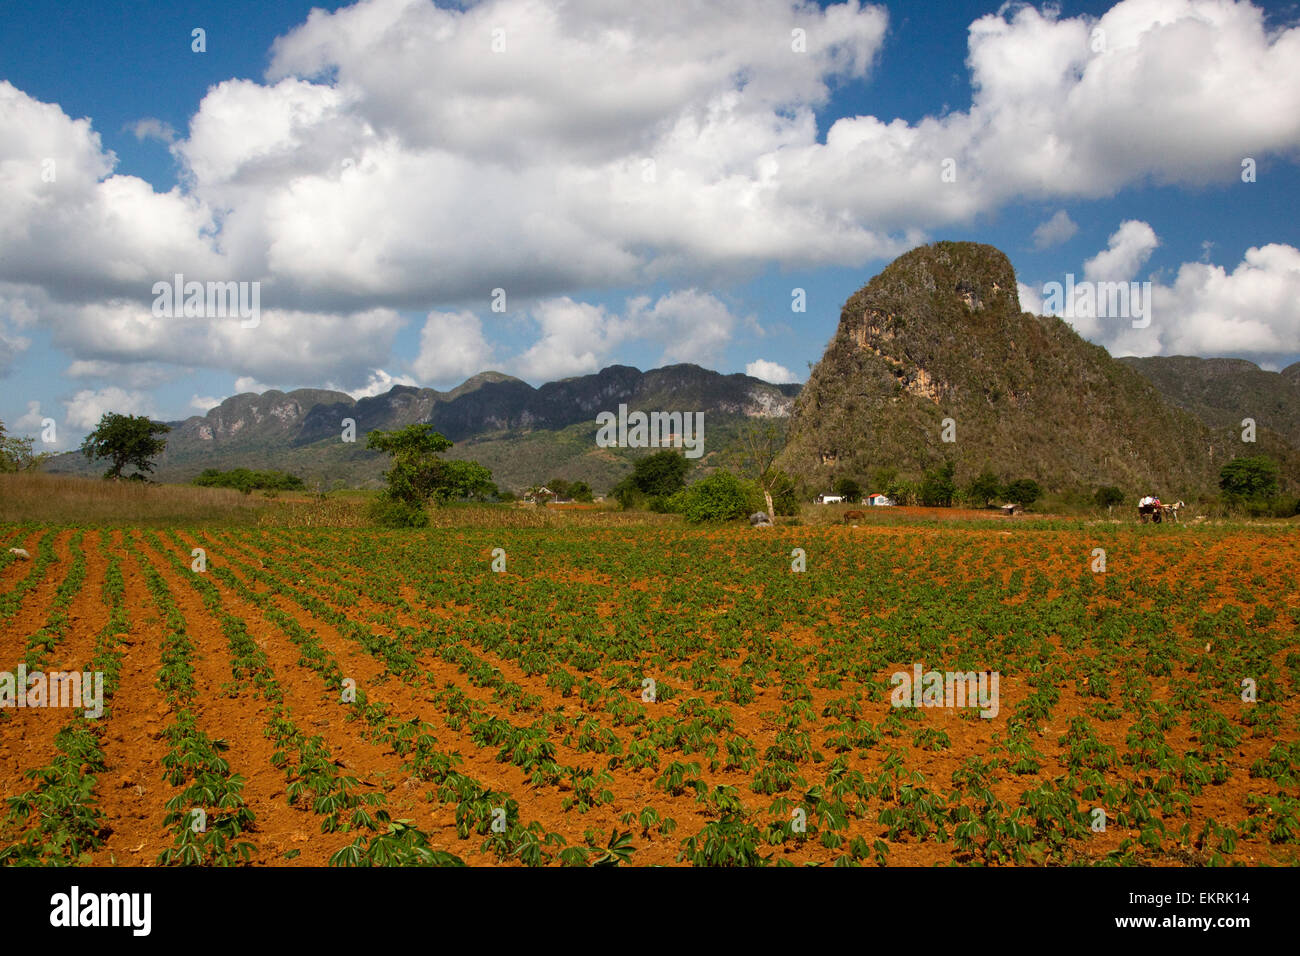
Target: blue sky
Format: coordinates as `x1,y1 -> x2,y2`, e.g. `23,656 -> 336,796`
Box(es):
2,0 -> 1298,448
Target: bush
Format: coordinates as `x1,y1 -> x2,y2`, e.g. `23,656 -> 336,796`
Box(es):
920,462 -> 956,507
833,477 -> 861,502
680,471 -> 753,524
1004,478 -> 1041,508
367,497 -> 429,528
1220,457 -> 1280,504
1094,486 -> 1125,509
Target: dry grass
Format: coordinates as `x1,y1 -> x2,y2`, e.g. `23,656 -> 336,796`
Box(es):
425,502 -> 683,528
0,472 -> 273,526
0,473 -> 687,529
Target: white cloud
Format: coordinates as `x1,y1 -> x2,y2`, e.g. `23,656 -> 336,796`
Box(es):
14,400 -> 44,430
190,394 -> 222,412
63,387 -> 158,429
1083,219 -> 1159,283
411,311 -> 494,386
1017,281 -> 1044,316
1,0 -> 1299,391
506,289 -> 749,381
335,368 -> 419,398
746,359 -> 799,383
512,298 -> 618,381
233,376 -> 272,394
127,118 -> 177,144
1047,230 -> 1300,361
1032,210 -> 1078,250
626,289 -> 742,367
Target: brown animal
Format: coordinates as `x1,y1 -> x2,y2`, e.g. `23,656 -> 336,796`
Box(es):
842,510 -> 866,524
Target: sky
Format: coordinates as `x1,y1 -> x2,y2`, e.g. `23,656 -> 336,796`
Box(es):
2,0 -> 1299,450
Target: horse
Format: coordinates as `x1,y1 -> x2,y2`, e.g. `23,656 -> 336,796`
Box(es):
1161,500 -> 1185,523
842,510 -> 866,525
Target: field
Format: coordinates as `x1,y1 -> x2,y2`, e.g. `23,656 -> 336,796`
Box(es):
1,518 -> 1298,867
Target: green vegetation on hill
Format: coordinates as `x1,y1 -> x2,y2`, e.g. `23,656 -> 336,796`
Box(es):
193,468 -> 306,494
778,241 -> 1296,501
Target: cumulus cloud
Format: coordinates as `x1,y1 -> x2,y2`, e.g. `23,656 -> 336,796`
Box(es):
1039,226 -> 1300,361
1083,219 -> 1159,283
411,311 -> 495,386
506,289 -> 748,381
335,368 -> 419,398
14,400 -> 44,430
190,394 -> 222,412
63,387 -> 158,429
1032,210 -> 1078,250
746,359 -> 799,383
2,0 -> 1299,392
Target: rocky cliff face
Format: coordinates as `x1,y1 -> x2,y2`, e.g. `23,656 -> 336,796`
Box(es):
778,241 -> 1269,497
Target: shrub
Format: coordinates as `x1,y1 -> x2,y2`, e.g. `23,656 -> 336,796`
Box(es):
680,471 -> 752,523
368,498 -> 429,528
1004,479 -> 1041,508
1094,486 -> 1125,509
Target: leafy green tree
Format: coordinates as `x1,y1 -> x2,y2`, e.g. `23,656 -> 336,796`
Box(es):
679,471 -> 753,524
612,451 -> 689,509
0,419 -> 53,473
920,461 -> 957,507
833,477 -> 862,502
547,477 -> 572,501
365,424 -> 492,509
1004,478 -> 1041,508
967,469 -> 1001,508
569,480 -> 594,503
1094,485 -> 1125,510
80,412 -> 170,480
435,460 -> 497,502
1219,457 -> 1279,503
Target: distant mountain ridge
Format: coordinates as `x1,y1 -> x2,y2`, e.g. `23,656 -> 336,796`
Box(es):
47,364 -> 799,492
1119,356 -> 1300,450
43,247 -> 1300,499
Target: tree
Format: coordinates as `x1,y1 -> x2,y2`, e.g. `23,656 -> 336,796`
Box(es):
366,423 -> 485,507
434,460 -> 496,502
569,480 -> 594,503
769,469 -> 798,516
547,477 -> 572,501
1004,478 -> 1041,508
741,422 -> 787,518
833,476 -> 862,503
679,471 -> 752,523
1219,457 -> 1279,503
0,419 -> 52,473
967,469 -> 1001,508
920,461 -> 957,507
612,450 -> 689,509
1094,485 -> 1125,510
80,413 -> 170,480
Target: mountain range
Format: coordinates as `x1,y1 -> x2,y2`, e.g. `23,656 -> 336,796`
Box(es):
45,242 -> 1299,499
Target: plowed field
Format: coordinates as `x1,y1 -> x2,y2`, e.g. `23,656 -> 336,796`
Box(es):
2,523 -> 1297,866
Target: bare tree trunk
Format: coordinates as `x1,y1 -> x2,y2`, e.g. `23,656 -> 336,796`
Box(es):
763,489 -> 774,518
